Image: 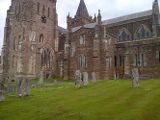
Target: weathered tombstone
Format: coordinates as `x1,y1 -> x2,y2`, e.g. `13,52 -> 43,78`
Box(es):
75,70 -> 82,88
7,80 -> 16,94
91,72 -> 96,82
53,80 -> 58,86
0,91 -> 5,102
18,77 -> 30,97
132,68 -> 140,88
24,78 -> 30,96
18,78 -> 23,97
0,81 -> 5,102
38,71 -> 44,86
83,72 -> 88,86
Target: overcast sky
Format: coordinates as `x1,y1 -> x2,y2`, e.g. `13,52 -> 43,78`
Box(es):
0,0 -> 158,50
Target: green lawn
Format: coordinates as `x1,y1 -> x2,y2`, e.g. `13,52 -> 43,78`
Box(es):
0,79 -> 160,120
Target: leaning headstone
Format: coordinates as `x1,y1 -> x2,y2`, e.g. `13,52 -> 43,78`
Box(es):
91,72 -> 96,82
132,68 -> 140,88
75,70 -> 82,88
83,72 -> 89,86
38,71 -> 44,86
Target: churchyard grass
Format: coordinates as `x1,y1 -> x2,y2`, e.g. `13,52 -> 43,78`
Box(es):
0,79 -> 160,120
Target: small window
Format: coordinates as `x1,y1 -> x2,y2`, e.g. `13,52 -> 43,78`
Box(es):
119,55 -> 123,67
106,57 -> 111,69
39,34 -> 44,42
79,55 -> 87,68
140,54 -> 144,66
48,7 -> 50,17
135,54 -> 139,66
79,35 -> 85,45
114,56 -> 117,67
42,5 -> 45,15
37,3 -> 40,14
13,37 -> 16,50
134,53 -> 145,67
12,55 -> 15,68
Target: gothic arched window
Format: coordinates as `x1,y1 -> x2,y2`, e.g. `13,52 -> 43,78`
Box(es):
134,25 -> 151,40
118,28 -> 131,42
79,55 -> 87,68
41,49 -> 54,68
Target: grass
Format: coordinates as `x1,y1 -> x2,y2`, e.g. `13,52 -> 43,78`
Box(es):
0,79 -> 160,120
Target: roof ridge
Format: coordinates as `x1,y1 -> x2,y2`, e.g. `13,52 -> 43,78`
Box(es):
103,9 -> 152,25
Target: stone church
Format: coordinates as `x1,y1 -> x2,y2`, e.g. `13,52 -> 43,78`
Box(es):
62,0 -> 160,80
1,0 -> 160,81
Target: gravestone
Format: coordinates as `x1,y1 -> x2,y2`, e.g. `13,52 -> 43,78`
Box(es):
24,78 -> 30,96
83,72 -> 88,86
132,68 -> 140,88
38,71 -> 44,86
7,80 -> 16,94
91,72 -> 96,82
0,90 -> 5,102
18,77 -> 30,97
75,70 -> 82,88
0,80 -> 5,102
53,80 -> 58,86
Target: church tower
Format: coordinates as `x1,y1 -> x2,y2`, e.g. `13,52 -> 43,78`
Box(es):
2,0 -> 58,80
67,0 -> 96,29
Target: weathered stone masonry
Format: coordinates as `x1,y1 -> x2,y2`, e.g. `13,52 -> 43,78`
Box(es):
1,0 -> 160,81
63,0 -> 160,80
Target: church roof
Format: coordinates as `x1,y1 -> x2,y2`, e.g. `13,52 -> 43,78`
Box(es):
75,0 -> 89,18
71,10 -> 153,33
71,23 -> 96,32
103,10 -> 152,25
58,26 -> 67,34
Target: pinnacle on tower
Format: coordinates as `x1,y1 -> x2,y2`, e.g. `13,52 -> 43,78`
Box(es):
153,0 -> 158,5
75,0 -> 89,18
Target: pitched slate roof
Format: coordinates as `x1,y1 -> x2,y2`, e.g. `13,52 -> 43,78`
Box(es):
102,10 -> 152,25
75,0 -> 89,18
72,26 -> 82,33
58,26 -> 67,34
71,10 -> 153,33
71,23 -> 96,32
